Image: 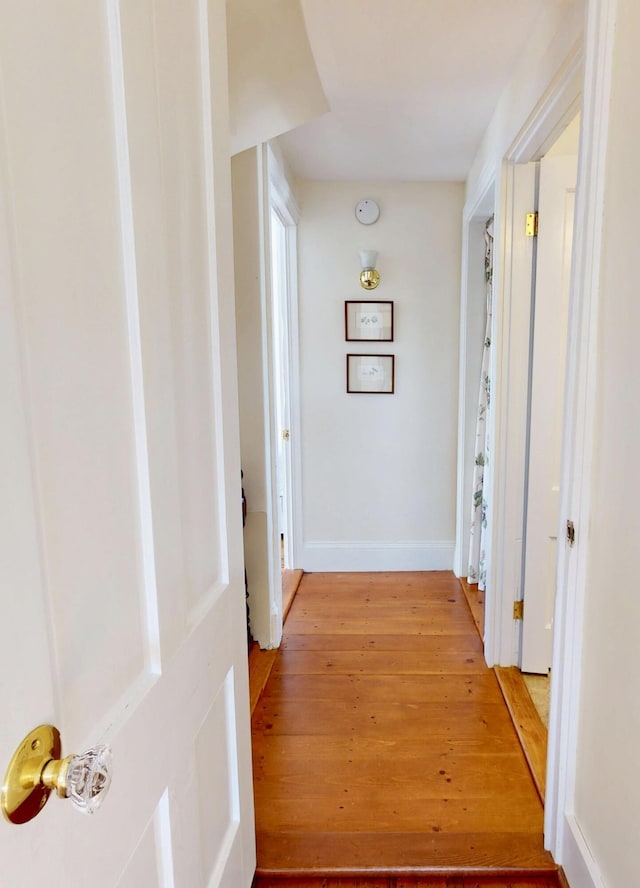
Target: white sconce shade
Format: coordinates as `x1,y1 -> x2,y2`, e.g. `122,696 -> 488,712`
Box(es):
359,250 -> 378,270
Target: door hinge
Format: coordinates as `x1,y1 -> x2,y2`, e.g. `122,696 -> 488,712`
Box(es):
566,519 -> 576,547
525,212 -> 539,237
513,600 -> 524,620
282,429 -> 290,441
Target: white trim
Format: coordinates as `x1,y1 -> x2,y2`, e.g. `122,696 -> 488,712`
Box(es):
464,160 -> 499,225
302,541 -> 455,573
508,39 -> 584,164
266,143 -> 303,570
284,221 -> 304,568
256,145 -> 283,648
545,0 -> 617,863
561,815 -> 605,888
267,142 -> 300,223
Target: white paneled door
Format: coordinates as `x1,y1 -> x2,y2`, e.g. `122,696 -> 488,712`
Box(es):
521,153 -> 578,674
0,2 -> 255,886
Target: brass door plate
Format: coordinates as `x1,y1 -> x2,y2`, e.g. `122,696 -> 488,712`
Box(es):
2,725 -> 61,824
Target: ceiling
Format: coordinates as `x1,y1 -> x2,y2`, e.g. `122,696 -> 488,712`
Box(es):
277,0 -> 577,181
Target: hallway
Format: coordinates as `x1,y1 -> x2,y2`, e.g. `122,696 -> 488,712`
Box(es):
251,571 -> 561,887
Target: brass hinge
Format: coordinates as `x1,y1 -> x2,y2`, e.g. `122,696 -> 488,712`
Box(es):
566,519 -> 576,547
525,212 -> 539,237
513,600 -> 524,620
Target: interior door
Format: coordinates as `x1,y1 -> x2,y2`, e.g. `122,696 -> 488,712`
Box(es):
0,2 -> 255,885
521,152 -> 578,674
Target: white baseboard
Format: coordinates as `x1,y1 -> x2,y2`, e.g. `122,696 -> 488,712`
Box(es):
561,815 -> 605,888
301,540 -> 455,573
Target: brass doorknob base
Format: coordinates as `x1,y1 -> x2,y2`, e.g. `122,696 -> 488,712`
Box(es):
2,725 -> 112,825
1,725 -> 62,824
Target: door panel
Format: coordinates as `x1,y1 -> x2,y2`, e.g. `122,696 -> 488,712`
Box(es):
0,2 -> 255,885
522,153 -> 578,674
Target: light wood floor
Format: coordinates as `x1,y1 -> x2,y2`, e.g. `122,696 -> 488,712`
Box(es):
251,571 -> 560,887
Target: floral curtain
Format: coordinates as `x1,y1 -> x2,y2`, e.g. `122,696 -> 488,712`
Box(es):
467,217 -> 494,589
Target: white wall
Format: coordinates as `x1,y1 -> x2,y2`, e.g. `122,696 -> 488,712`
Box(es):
297,181 -> 464,571
572,1 -> 640,883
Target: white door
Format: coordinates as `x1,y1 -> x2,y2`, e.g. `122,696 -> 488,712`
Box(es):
521,153 -> 578,674
0,2 -> 255,886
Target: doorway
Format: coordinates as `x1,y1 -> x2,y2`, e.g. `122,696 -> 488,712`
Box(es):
266,146 -> 303,622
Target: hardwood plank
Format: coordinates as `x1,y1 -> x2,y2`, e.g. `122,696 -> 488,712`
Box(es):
291,586 -> 468,602
288,590 -> 468,620
284,618 -> 477,636
273,649 -> 487,675
297,570 -> 461,589
281,633 -> 484,654
253,699 -> 521,745
255,875 -> 560,885
494,667 -> 548,803
259,672 -> 502,704
396,878 -> 560,888
254,876 -> 561,888
255,879 -> 395,888
255,830 -> 556,872
254,745 -> 539,802
254,796 -> 542,834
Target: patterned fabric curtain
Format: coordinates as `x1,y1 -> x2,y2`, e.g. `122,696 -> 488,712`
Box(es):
467,217 -> 494,590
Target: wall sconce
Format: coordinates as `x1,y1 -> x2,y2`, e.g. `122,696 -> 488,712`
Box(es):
359,250 -> 380,290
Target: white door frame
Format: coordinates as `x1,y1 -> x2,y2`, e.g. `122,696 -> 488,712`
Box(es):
476,1 -> 617,876
483,158 -> 539,666
545,0 -> 617,877
521,152 -> 578,675
257,144 -> 302,648
267,145 -> 303,572
482,40 -> 583,669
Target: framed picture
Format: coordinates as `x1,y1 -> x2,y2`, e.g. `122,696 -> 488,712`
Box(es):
346,354 -> 395,394
345,300 -> 394,342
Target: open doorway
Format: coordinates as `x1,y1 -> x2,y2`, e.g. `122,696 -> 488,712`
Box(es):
486,112 -> 582,807
455,194 -> 495,640
456,99 -> 584,810
266,146 -> 303,621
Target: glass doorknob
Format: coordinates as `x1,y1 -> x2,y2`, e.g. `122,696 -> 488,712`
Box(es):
2,725 -> 112,825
